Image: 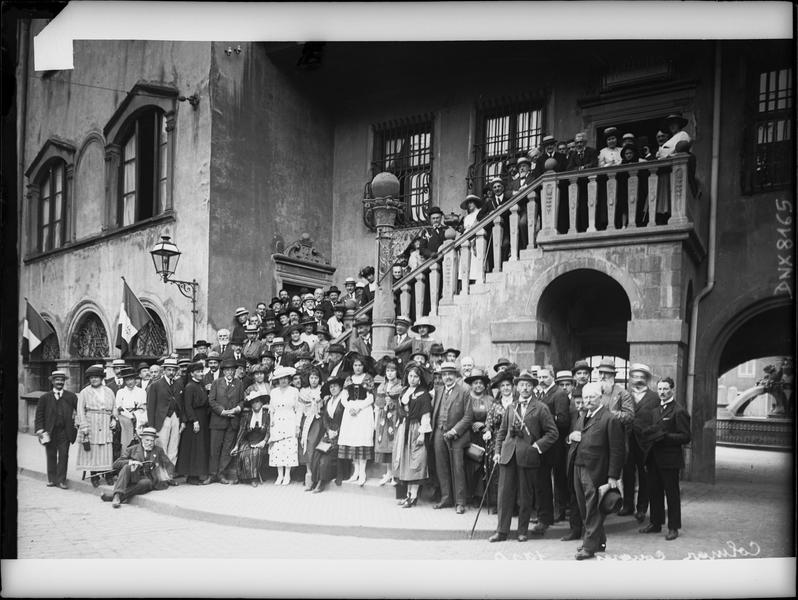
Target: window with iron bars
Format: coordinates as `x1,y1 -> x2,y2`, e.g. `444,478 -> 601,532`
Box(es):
745,66 -> 792,194
368,118 -> 433,229
468,102 -> 543,197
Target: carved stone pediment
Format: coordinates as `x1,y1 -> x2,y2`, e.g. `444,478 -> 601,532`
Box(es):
279,233 -> 330,265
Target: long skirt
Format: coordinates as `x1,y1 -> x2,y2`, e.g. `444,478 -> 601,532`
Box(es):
237,445 -> 267,481
298,415 -> 324,466
392,419 -> 428,484
175,411 -> 210,477
269,436 -> 299,467
76,443 -> 113,471
312,443 -> 340,483
373,405 -> 396,464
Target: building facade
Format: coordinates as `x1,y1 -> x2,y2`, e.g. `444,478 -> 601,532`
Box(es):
16,28 -> 794,482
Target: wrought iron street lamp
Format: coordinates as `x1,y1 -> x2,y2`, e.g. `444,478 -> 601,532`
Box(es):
150,235 -> 198,347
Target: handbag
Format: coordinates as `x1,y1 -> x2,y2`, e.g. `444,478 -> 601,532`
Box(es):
466,443 -> 485,463
315,440 -> 332,454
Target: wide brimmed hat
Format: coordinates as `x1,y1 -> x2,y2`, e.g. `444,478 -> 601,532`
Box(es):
429,343 -> 445,356
283,324 -> 302,337
316,325 -> 331,338
326,374 -> 347,389
490,370 -> 515,389
300,318 -> 316,328
597,358 -> 617,373
573,359 -> 591,373
464,368 -> 490,385
411,350 -> 429,361
493,357 -> 512,372
513,370 -> 539,386
444,347 -> 461,358
271,365 -> 297,381
663,112 -> 688,128
395,315 -> 412,328
629,363 -> 653,377
49,369 -> 69,381
234,307 -> 248,317
332,303 -> 347,312
193,339 -> 209,348
140,427 -> 158,439
598,485 -> 624,516
85,365 -> 105,379
118,366 -> 137,379
460,194 -> 483,210
220,358 -> 237,370
245,392 -> 270,406
259,348 -> 275,360
555,370 -> 575,383
411,319 -> 436,334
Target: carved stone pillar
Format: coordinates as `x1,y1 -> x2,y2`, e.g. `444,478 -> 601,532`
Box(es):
509,203 -> 519,260
627,170 -> 639,229
567,177 -> 578,235
587,175 -> 598,233
670,154 -> 690,226
647,171 -> 659,227
104,144 -> 121,231
606,173 -> 617,230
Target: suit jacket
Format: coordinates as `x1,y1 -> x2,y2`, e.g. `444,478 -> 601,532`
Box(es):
569,404 -> 625,486
425,225 -> 447,254
146,377 -> 184,431
393,332 -> 414,367
539,385 -> 571,435
629,387 -> 660,450
35,390 -> 78,443
202,370 -> 220,388
432,382 -> 473,446
242,339 -> 263,363
348,333 -> 372,358
566,146 -> 599,171
600,383 -> 635,428
646,400 -> 691,469
509,174 -> 536,194
208,377 -> 244,430
112,441 -> 174,485
210,342 -> 231,356
532,152 -> 568,179
496,398 -> 558,468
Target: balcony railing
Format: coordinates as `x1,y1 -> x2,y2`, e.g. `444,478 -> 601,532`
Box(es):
334,153 -> 698,345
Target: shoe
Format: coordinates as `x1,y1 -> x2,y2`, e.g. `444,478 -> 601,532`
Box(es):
488,533 -> 508,543
639,524 -> 662,534
46,482 -> 56,487
402,497 -> 418,508
378,474 -> 391,486
100,493 -> 112,502
517,534 -> 528,543
167,479 -> 179,487
561,531 -> 581,542
575,549 -> 595,561
311,485 -> 324,494
358,477 -> 367,487
578,543 -> 606,552
251,481 -> 259,488
273,477 -> 283,485
90,476 -> 100,488
304,484 -> 314,492
455,505 -> 465,515
530,523 -> 548,536
199,476 -> 212,485
488,506 -> 498,515
111,494 -> 121,508
220,477 -> 232,485
58,482 -> 68,490
433,502 -> 454,510
665,529 -> 679,541
634,511 -> 646,523
617,506 -> 634,516
397,496 -> 411,506
390,479 -> 398,487
343,475 -> 359,483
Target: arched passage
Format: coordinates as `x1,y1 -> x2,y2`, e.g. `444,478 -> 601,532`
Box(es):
536,268 -> 632,370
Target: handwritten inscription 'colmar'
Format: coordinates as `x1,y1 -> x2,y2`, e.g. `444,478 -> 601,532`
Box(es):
774,198 -> 793,298
683,540 -> 761,560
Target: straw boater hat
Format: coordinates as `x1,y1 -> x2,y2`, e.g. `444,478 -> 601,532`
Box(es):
271,336 -> 285,346
140,427 -> 158,439
460,194 -> 483,210
629,363 -> 653,378
603,126 -> 618,138
464,368 -> 491,386
110,358 -> 126,368
513,370 -> 539,386
489,176 -> 504,186
244,323 -> 259,334
271,365 -> 297,381
555,370 -> 575,383
517,156 -> 532,165
234,307 -> 248,318
163,357 -> 178,369
542,135 -> 557,145
395,315 -> 412,328
49,369 -> 69,381
411,319 -> 436,334
597,358 -> 617,374
438,361 -> 460,375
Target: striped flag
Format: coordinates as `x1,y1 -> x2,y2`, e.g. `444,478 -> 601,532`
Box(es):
115,279 -> 152,356
22,299 -> 55,356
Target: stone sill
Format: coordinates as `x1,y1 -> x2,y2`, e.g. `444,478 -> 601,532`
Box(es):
23,211 -> 176,265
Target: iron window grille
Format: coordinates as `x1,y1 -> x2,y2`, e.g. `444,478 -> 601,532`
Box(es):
28,328 -> 60,390
367,116 -> 433,229
468,100 -> 544,197
131,310 -> 168,358
69,314 -> 110,359
118,109 -> 168,226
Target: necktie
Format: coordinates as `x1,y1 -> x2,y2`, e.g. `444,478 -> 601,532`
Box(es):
55,391 -> 61,400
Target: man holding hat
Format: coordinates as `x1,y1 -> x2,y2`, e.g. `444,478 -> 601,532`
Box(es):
146,357 -> 184,467
567,382 -> 625,560
35,370 -> 78,488
489,370 -> 559,542
432,362 -> 474,514
208,358 -> 244,484
101,426 -> 174,508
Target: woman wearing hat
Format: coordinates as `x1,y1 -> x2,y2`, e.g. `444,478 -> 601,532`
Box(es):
245,364 -> 272,405
114,366 -> 147,449
281,325 -> 310,369
268,366 -> 300,485
309,375 -> 347,493
463,368 -> 492,506
298,367 -> 325,490
393,363 -> 433,508
232,307 -> 249,343
233,392 -> 270,487
374,357 -> 403,486
176,362 -> 211,485
338,354 -> 375,485
598,127 -> 623,168
407,235 -> 431,271
76,365 -> 117,487
483,370 -> 516,513
458,194 -> 484,283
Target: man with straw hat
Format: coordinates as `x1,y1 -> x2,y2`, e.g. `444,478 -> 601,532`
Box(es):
35,370 -> 78,489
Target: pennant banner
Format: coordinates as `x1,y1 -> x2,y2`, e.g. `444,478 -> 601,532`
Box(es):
22,299 -> 55,356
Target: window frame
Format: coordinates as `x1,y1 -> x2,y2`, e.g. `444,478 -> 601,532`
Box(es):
36,160 -> 68,252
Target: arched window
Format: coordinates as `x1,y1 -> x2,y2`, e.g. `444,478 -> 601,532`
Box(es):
25,138 -> 75,254
131,309 -> 168,358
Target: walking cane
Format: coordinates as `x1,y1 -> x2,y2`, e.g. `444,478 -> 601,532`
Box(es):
469,459 -> 499,540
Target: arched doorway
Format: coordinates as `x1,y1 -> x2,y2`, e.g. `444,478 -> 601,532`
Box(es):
130,309 -> 169,362
69,312 -> 110,382
536,268 -> 632,370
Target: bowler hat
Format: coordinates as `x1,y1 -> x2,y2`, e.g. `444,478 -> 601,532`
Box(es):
187,361 -> 205,373
193,339 -> 209,348
410,319 -> 436,334
136,362 -> 150,371
597,358 -> 617,373
429,343 -> 445,356
327,285 -> 341,294
49,369 -> 70,381
206,351 -> 221,361
629,363 -> 653,377
663,112 -> 688,128
464,368 -> 491,386
514,370 -> 539,386
599,485 -> 624,516
428,206 -> 443,217
493,357 -> 512,372
244,324 -> 259,334
220,358 -> 237,370
444,347 -> 461,358
140,427 -> 158,439
460,194 -> 483,210
573,359 -> 591,373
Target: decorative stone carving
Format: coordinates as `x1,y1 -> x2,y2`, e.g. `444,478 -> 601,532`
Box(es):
280,233 -> 330,265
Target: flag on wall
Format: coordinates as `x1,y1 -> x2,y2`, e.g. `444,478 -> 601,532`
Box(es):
115,278 -> 152,357
22,299 -> 55,357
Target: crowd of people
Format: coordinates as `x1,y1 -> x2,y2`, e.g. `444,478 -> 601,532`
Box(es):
34,285 -> 692,560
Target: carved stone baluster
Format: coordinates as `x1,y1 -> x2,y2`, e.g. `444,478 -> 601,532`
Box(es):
568,177 -> 578,235
528,191 -> 539,248
606,173 -> 617,230
475,228 -> 487,282
587,175 -> 598,232
670,156 -> 689,225
509,203 -> 519,260
627,169 -> 638,229
492,215 -> 503,273
540,178 -> 558,236
459,239 -> 472,295
400,283 -> 412,316
414,272 -> 426,319
647,171 -> 658,227
441,242 -> 455,302
429,260 -> 440,316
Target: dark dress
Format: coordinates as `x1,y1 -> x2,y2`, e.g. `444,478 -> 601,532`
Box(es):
374,379 -> 403,463
282,341 -> 310,368
175,380 -> 210,478
392,386 -> 433,484
235,407 -> 270,482
464,393 -> 491,504
311,393 -> 346,485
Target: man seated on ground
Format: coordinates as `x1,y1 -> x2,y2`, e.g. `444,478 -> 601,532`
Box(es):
101,427 -> 174,508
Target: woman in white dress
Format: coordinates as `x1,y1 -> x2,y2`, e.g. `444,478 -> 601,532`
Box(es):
268,365 -> 300,485
458,194 -> 484,283
76,364 -> 116,487
114,366 -> 146,448
337,355 -> 374,485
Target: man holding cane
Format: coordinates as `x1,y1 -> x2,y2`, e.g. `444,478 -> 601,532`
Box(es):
489,370 -> 558,542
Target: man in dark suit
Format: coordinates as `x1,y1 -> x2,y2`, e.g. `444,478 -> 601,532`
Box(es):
105,359 -> 127,395
393,315 -> 415,369
479,176 -> 511,268
202,351 -> 222,391
639,377 -> 691,541
146,357 -> 184,467
210,328 -> 231,357
568,382 -> 625,560
35,370 -> 78,488
566,132 -> 598,171
431,362 -> 474,513
348,315 -> 372,357
532,135 -> 568,179
537,368 -> 572,524
489,370 -> 559,542
619,363 -> 661,522
424,206 -> 447,254
207,358 -> 244,484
